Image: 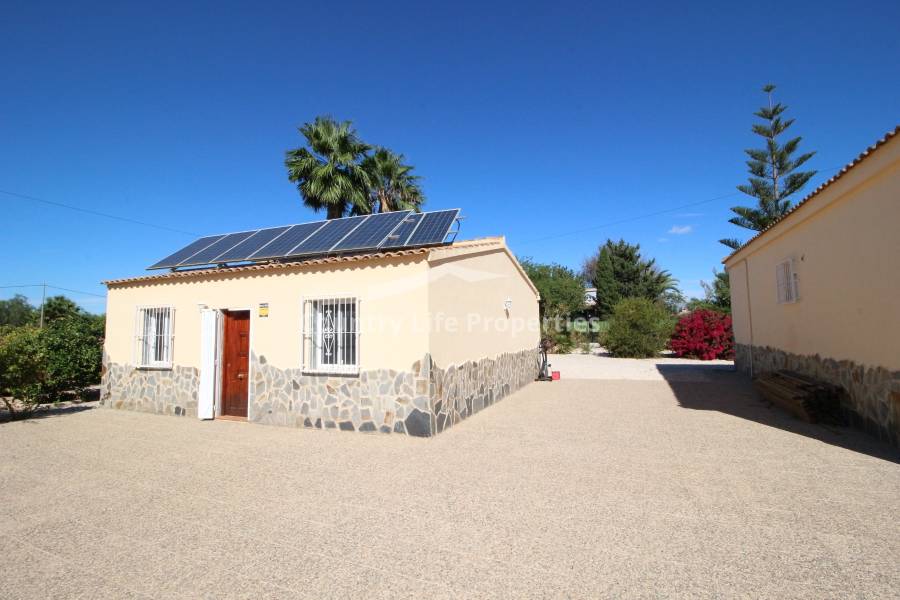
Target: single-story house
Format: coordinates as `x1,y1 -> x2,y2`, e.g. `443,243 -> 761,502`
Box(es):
724,125 -> 900,446
100,210 -> 540,436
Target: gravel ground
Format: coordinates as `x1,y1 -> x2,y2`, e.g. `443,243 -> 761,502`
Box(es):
2,372 -> 899,599
547,351 -> 734,381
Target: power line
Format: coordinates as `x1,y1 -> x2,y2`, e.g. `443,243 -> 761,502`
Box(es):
516,165 -> 847,246
519,191 -> 742,245
46,285 -> 106,298
0,188 -> 200,236
0,284 -> 106,298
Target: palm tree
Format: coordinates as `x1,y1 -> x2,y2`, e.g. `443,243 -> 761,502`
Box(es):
359,147 -> 425,214
641,263 -> 679,300
284,116 -> 371,219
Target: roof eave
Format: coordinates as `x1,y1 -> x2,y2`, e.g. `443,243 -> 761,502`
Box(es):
103,247 -> 432,287
722,125 -> 899,266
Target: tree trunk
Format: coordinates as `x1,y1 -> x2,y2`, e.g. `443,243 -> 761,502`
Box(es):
327,203 -> 345,220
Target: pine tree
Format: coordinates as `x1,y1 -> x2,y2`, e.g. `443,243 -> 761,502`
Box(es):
590,239 -> 678,320
720,85 -> 817,250
701,270 -> 731,311
593,246 -> 618,319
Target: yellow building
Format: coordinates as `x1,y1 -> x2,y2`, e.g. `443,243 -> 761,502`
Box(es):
724,126 -> 900,446
101,211 -> 540,437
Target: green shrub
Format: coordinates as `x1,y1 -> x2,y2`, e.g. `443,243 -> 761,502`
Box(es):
605,298 -> 674,358
543,327 -> 575,353
0,313 -> 104,418
43,316 -> 104,400
0,326 -> 47,417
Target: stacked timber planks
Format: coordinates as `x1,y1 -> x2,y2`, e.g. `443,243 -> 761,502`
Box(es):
754,370 -> 845,425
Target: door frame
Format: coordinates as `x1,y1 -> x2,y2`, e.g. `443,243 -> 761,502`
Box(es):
219,308 -> 252,419
199,305 -> 255,420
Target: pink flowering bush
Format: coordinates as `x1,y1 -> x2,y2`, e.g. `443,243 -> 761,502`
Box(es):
669,309 -> 734,360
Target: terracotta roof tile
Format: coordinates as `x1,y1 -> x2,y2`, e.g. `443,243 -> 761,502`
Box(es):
104,247 -> 431,287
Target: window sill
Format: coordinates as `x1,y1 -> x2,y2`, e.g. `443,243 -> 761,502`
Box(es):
135,365 -> 174,371
302,368 -> 360,377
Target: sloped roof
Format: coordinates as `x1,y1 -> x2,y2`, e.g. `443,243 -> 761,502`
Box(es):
103,238 -> 505,287
723,125 -> 899,263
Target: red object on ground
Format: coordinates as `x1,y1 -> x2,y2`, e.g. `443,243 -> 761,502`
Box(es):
552,371 -> 560,380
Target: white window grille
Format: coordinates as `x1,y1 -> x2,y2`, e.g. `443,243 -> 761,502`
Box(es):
134,306 -> 175,368
302,297 -> 359,375
776,260 -> 799,304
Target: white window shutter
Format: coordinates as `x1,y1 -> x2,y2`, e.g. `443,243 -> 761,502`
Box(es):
790,260 -> 799,302
776,260 -> 798,304
198,309 -> 218,420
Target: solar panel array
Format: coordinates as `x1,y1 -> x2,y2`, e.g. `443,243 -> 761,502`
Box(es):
249,222 -> 327,260
380,213 -> 423,248
408,210 -> 460,247
214,226 -> 291,262
333,211 -> 411,252
148,209 -> 460,270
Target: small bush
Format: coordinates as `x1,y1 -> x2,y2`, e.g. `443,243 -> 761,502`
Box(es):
669,309 -> 734,360
543,328 -> 578,354
0,326 -> 47,417
43,316 -> 104,400
605,298 -> 674,358
0,314 -> 104,418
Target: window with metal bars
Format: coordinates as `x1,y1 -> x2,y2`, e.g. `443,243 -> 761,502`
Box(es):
302,297 -> 359,374
135,306 -> 175,368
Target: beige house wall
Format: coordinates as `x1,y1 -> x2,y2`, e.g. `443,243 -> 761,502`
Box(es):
105,255 -> 431,373
725,132 -> 900,445
725,136 -> 900,371
727,260 -> 751,346
426,245 -> 540,367
102,237 -> 540,435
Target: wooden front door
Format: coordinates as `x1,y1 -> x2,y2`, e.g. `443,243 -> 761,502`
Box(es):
221,310 -> 250,418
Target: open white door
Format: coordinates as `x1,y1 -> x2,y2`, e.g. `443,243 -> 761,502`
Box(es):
198,309 -> 219,420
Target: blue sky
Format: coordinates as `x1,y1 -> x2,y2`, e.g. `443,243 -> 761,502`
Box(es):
2,0 -> 898,312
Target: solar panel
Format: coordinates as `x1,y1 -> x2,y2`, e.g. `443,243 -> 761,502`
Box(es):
332,211 -> 411,252
148,235 -> 226,269
147,209 -> 462,270
214,226 -> 290,262
406,209 -> 459,246
380,213 -> 423,248
288,216 -> 369,256
249,222 -> 326,260
178,231 -> 256,266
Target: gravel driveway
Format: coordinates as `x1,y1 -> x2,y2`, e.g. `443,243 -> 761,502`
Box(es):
2,371 -> 899,598
547,351 -> 734,381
